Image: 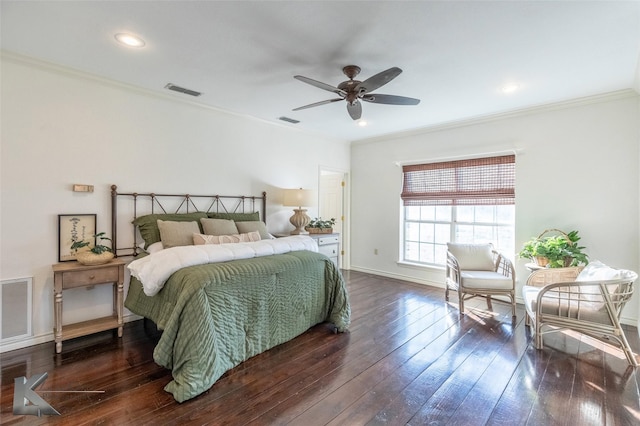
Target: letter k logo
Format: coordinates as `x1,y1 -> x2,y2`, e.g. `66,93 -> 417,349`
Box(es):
13,372 -> 60,416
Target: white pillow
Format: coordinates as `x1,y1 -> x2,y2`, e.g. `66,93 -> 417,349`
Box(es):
193,231 -> 261,245
576,260 -> 634,281
447,243 -> 495,271
146,241 -> 164,254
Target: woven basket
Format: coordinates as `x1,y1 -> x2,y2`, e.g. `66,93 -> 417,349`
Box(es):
537,229 -> 575,267
538,228 -> 571,241
305,227 -> 333,234
76,251 -> 114,266
534,256 -> 550,267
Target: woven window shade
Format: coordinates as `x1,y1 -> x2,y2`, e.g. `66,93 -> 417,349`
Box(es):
401,155 -> 515,206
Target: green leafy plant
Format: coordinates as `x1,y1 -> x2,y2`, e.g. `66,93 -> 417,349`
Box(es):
518,229 -> 588,268
306,218 -> 336,229
70,232 -> 112,255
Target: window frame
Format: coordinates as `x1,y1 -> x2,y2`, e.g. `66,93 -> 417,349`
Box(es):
402,204 -> 515,267
400,155 -> 516,267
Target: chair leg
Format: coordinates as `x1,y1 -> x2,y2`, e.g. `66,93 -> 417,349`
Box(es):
458,291 -> 465,315
486,295 -> 493,311
535,319 -> 544,349
510,292 -> 516,318
616,327 -> 639,367
445,285 -> 450,302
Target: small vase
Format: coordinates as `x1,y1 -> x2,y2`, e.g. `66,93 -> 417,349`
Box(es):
76,251 -> 114,266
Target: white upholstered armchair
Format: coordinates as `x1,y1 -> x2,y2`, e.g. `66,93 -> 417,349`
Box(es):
445,243 -> 516,317
523,262 -> 638,366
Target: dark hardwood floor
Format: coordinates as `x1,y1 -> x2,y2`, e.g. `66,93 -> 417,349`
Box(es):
2,270 -> 640,425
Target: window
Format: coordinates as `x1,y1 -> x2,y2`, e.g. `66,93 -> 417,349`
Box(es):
401,155 -> 515,266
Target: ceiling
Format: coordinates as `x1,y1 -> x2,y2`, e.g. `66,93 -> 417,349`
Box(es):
2,1 -> 639,143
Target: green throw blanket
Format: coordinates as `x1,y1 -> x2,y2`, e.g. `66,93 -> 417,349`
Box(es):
125,250 -> 350,402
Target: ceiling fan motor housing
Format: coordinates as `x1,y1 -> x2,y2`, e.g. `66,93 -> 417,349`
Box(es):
342,65 -> 361,79
293,65 -> 419,119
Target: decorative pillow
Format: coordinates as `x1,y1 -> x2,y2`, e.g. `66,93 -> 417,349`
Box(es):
207,212 -> 260,222
235,221 -> 270,240
133,212 -> 207,248
446,243 -> 495,271
576,260 -> 634,281
157,220 -> 200,248
193,231 -> 261,245
200,218 -> 239,236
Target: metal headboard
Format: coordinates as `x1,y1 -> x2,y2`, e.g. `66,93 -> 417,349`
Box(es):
110,184 -> 267,257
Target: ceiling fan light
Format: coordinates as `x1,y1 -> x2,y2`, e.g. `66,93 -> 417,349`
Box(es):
114,33 -> 146,48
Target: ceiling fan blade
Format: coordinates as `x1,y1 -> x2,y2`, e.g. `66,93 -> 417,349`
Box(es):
354,67 -> 403,94
361,94 -> 420,105
347,100 -> 362,120
293,98 -> 343,111
294,75 -> 346,96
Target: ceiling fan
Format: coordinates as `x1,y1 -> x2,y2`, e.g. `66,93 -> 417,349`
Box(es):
293,65 -> 420,120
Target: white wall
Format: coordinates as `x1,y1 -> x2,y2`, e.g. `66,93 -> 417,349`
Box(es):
0,54 -> 350,351
350,91 -> 640,324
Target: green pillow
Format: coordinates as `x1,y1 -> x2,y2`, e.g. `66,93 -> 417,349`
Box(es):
207,212 -> 260,222
157,220 -> 200,248
133,212 -> 207,248
236,221 -> 270,240
200,218 -> 239,236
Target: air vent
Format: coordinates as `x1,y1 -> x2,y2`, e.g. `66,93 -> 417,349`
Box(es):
164,83 -> 202,97
279,116 -> 300,124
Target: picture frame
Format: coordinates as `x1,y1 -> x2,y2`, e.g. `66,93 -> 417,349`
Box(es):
58,214 -> 96,262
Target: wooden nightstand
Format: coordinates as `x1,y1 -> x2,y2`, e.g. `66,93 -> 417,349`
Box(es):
52,258 -> 126,353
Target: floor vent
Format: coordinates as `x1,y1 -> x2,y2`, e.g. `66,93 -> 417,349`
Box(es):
164,83 -> 202,97
1,278 -> 32,343
279,116 -> 300,124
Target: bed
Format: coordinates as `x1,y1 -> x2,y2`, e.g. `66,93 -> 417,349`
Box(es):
111,186 -> 350,402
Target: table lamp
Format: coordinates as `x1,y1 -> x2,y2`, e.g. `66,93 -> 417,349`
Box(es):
283,188 -> 314,235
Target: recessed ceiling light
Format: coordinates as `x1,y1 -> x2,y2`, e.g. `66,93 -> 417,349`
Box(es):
357,120 -> 368,127
501,83 -> 520,94
114,33 -> 145,48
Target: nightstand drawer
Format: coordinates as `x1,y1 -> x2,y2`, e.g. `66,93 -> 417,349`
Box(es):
318,244 -> 338,257
307,233 -> 340,268
317,236 -> 339,246
62,267 -> 119,289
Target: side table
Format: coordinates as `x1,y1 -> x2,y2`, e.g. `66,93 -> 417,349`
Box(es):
52,258 -> 126,353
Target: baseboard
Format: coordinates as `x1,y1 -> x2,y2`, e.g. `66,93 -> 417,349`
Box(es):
0,313 -> 143,354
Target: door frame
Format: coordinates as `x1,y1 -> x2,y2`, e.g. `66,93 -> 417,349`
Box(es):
318,166 -> 349,270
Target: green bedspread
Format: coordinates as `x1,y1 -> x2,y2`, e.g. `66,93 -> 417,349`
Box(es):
124,250 -> 350,402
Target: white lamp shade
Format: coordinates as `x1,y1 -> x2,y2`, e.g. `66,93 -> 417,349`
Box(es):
283,188 -> 314,208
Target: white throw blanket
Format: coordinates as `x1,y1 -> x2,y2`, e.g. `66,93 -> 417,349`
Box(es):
128,235 -> 318,296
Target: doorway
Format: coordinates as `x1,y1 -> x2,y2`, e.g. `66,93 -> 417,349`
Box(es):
319,168 -> 348,269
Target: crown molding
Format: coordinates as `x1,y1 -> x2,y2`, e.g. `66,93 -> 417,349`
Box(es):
4,50 -> 636,146
353,88 -> 639,145
1,50 -> 345,143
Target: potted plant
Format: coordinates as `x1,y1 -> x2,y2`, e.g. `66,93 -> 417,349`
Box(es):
305,217 -> 336,234
518,229 -> 588,268
71,232 -> 114,265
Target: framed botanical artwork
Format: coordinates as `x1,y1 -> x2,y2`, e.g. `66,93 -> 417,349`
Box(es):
58,214 -> 96,262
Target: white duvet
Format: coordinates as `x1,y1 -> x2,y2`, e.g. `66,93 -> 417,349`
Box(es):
128,235 -> 318,296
